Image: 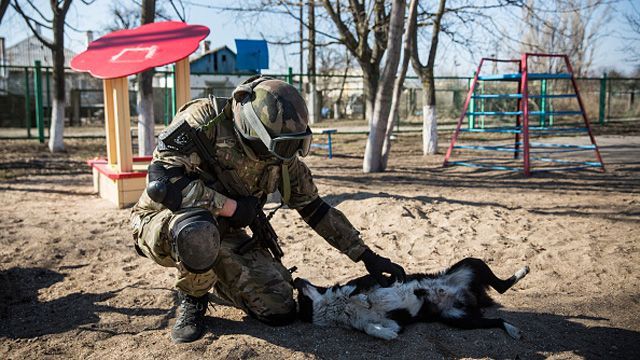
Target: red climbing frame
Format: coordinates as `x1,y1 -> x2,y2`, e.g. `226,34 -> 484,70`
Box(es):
443,53 -> 605,176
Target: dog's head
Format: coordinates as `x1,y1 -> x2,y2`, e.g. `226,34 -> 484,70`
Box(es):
293,277 -> 359,326
293,277 -> 326,323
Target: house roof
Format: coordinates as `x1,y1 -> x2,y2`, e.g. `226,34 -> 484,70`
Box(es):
5,35 -> 76,67
190,45 -> 236,63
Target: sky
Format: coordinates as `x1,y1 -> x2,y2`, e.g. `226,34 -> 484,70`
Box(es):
1,0 -> 638,76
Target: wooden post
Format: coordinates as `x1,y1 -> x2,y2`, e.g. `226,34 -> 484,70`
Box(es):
174,58 -> 191,111
103,77 -> 133,172
112,77 -> 133,172
103,79 -> 118,166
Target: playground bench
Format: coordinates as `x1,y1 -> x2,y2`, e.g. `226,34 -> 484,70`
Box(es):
312,128 -> 337,159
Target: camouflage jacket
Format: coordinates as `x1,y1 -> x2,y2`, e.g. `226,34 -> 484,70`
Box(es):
132,97 -> 367,261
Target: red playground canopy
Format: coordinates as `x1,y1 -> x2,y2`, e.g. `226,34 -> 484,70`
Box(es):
70,21 -> 209,79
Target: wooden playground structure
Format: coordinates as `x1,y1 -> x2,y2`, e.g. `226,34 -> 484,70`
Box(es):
444,53 -> 605,176
71,21 -> 209,208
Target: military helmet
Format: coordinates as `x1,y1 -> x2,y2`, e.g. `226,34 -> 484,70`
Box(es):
232,76 -> 312,160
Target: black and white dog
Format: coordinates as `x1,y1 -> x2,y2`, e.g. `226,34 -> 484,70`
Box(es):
294,258 -> 529,340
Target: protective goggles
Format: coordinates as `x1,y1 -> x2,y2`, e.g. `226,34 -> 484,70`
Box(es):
237,99 -> 312,161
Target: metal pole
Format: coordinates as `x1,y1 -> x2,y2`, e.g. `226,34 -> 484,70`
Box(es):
287,66 -> 293,85
520,54 -> 531,176
468,72 -> 475,128
599,72 -> 607,125
540,79 -> 547,126
24,68 -> 31,138
34,61 -> 44,143
549,80 -> 554,126
444,61 -> 484,166
164,71 -> 170,125
606,74 -> 612,119
171,65 -> 177,116
480,81 -> 485,128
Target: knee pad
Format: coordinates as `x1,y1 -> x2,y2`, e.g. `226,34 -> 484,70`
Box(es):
170,210 -> 220,274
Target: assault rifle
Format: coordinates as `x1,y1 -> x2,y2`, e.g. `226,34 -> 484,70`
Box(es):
239,208 -> 284,262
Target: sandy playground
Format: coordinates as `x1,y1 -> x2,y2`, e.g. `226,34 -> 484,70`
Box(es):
0,131 -> 639,359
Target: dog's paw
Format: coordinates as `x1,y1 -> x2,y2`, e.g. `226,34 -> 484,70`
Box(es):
514,266 -> 530,282
503,322 -> 522,340
365,323 -> 399,340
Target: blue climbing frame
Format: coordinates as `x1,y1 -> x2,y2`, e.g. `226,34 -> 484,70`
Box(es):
443,53 -> 605,176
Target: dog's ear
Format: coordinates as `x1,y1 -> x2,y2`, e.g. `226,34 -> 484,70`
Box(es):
301,285 -> 324,303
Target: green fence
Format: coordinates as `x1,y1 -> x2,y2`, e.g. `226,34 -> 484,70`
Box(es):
1,63 -> 638,140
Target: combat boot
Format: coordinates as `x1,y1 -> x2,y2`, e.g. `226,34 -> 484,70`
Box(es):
171,291 -> 208,343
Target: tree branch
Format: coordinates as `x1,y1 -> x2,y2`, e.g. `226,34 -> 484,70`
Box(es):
322,0 -> 360,55
11,1 -> 54,49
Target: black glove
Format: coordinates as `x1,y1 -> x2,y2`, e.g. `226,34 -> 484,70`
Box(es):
359,248 -> 406,286
228,196 -> 260,228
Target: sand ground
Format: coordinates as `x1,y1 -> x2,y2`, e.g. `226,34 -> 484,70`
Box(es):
0,133 -> 638,359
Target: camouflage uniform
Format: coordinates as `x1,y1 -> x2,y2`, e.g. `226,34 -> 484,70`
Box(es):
131,95 -> 368,321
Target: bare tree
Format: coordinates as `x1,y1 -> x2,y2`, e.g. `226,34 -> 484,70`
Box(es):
363,0 -> 406,172
308,0 -> 319,124
381,0 -> 418,168
520,0 -> 611,76
411,0 -> 446,155
105,1 -> 141,31
322,0 -> 391,123
135,0 -> 156,156
316,46 -> 351,119
621,0 -> 640,66
10,0 -> 82,152
0,0 -> 10,22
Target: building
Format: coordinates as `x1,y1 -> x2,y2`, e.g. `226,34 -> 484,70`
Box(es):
190,45 -> 238,74
3,35 -> 76,67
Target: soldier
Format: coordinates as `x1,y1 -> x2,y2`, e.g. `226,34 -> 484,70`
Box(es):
130,76 -> 406,343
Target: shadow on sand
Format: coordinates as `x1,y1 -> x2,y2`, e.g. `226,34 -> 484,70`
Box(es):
200,308 -> 639,360
0,267 -> 172,338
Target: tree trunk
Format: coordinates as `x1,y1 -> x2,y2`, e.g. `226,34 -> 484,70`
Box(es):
422,76 -> 437,155
382,0 -> 419,169
137,0 -> 156,156
307,0 -> 319,124
362,0 -> 406,173
410,0 -> 446,156
48,13 -> 66,152
362,66 -> 379,123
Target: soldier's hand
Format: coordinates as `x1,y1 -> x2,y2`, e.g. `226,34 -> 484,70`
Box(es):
228,196 -> 260,228
359,249 -> 406,287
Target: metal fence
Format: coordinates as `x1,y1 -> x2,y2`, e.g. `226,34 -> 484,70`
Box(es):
1,63 -> 638,140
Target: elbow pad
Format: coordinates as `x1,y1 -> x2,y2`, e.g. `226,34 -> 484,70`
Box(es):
297,196 -> 331,229
146,163 -> 191,211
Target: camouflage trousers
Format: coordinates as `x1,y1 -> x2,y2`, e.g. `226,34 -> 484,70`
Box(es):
131,208 -> 296,321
